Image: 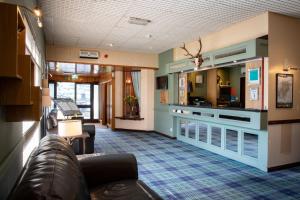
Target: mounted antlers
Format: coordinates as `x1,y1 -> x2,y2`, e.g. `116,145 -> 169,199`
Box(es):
180,37 -> 204,68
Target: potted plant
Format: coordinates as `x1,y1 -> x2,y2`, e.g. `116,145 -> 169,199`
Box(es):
124,95 -> 138,117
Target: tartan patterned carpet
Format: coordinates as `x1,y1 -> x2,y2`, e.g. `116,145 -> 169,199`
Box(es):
94,129 -> 300,200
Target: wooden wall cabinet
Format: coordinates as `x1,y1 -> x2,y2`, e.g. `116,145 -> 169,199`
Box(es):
0,3 -> 26,78
0,3 -> 43,122
5,87 -> 42,122
0,55 -> 34,105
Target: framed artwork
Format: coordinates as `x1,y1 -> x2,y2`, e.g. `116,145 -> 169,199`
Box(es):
249,87 -> 258,101
276,73 -> 293,108
195,74 -> 203,84
248,68 -> 260,84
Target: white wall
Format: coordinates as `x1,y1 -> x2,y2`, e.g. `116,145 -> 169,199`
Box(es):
115,69 -> 154,131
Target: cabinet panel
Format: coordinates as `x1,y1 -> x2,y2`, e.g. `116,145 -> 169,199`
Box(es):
226,129 -> 238,152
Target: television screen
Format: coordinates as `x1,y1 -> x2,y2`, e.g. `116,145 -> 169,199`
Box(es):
156,76 -> 168,89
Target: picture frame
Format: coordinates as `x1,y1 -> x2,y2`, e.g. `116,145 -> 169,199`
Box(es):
276,73 -> 293,108
249,87 -> 259,101
195,74 -> 203,88
248,68 -> 260,84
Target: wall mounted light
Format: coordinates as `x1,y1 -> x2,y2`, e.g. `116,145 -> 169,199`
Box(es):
18,5 -> 43,28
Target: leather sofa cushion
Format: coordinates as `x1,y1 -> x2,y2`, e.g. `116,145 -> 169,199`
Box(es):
90,180 -> 160,200
10,135 -> 90,200
10,152 -> 90,200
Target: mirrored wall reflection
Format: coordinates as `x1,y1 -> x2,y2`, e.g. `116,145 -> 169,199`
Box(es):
188,122 -> 196,139
211,126 -> 222,147
244,132 -> 258,158
199,123 -> 208,143
226,129 -> 238,152
180,120 -> 186,136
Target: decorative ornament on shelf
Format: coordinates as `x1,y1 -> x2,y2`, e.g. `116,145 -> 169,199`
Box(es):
180,37 -> 203,69
124,95 -> 138,117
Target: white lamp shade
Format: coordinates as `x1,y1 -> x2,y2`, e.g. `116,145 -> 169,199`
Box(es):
42,88 -> 50,96
42,96 -> 51,107
58,120 -> 82,137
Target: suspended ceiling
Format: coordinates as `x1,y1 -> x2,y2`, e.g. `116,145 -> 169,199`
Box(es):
40,0 -> 300,53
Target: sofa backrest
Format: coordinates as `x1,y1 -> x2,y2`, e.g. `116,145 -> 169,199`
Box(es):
9,135 -> 90,200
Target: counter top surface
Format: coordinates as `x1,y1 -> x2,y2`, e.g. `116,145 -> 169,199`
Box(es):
169,104 -> 268,113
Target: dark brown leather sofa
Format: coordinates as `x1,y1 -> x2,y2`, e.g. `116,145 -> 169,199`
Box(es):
9,135 -> 162,200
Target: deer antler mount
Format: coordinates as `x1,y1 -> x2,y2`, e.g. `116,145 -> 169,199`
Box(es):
180,37 -> 203,68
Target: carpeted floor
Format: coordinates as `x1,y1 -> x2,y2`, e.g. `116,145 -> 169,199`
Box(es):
94,128 -> 300,200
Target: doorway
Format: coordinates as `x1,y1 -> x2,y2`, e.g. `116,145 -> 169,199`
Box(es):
49,81 -> 100,122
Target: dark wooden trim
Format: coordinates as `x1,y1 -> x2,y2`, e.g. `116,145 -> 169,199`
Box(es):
268,119 -> 300,125
115,116 -> 144,120
268,162 -> 300,172
113,129 -> 176,139
115,128 -> 153,133
153,131 -> 176,139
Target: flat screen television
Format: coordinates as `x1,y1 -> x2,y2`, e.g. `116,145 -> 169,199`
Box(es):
156,76 -> 168,89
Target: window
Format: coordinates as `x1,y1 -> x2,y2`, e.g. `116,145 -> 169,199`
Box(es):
93,85 -> 99,119
57,82 -> 75,100
77,64 -> 91,74
76,84 -> 91,105
123,71 -> 140,117
57,62 -> 75,73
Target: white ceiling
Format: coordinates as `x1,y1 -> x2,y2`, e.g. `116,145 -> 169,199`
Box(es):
39,0 -> 300,53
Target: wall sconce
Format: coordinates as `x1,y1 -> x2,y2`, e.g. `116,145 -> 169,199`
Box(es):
283,59 -> 299,71
18,5 -> 43,28
126,79 -> 132,84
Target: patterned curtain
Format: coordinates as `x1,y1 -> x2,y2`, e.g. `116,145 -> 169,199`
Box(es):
131,71 -> 141,109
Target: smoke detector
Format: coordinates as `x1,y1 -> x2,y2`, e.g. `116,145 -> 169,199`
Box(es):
128,17 -> 151,26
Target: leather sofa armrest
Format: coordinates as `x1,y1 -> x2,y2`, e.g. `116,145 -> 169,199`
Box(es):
79,154 -> 138,188
83,125 -> 95,137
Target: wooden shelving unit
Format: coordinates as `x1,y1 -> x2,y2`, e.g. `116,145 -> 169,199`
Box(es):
0,55 -> 34,105
0,3 -> 42,121
5,86 -> 42,122
0,3 -> 25,78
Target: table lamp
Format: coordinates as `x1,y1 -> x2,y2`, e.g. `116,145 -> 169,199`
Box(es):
58,120 -> 82,137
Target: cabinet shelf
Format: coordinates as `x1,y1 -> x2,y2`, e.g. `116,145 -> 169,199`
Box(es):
0,55 -> 35,105
5,86 -> 42,122
0,3 -> 26,78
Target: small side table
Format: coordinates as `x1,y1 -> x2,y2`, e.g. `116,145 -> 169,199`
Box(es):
62,131 -> 90,154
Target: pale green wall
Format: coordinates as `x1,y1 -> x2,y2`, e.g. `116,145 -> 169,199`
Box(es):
0,1 -> 45,199
154,49 -> 176,137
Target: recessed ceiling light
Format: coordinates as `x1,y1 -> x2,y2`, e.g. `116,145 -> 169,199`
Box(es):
145,34 -> 152,39
107,43 -> 113,47
128,17 -> 151,26
149,46 -> 153,49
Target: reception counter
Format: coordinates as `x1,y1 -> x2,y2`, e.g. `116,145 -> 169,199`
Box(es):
169,104 -> 268,171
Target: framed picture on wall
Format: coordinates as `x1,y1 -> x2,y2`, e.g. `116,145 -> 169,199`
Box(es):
276,73 -> 293,108
248,68 -> 260,84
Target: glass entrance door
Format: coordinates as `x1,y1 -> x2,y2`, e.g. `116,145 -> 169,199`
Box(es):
76,83 -> 91,119
51,81 -> 99,121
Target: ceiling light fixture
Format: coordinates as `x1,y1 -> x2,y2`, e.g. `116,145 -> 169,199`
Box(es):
145,34 -> 152,39
128,17 -> 151,26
